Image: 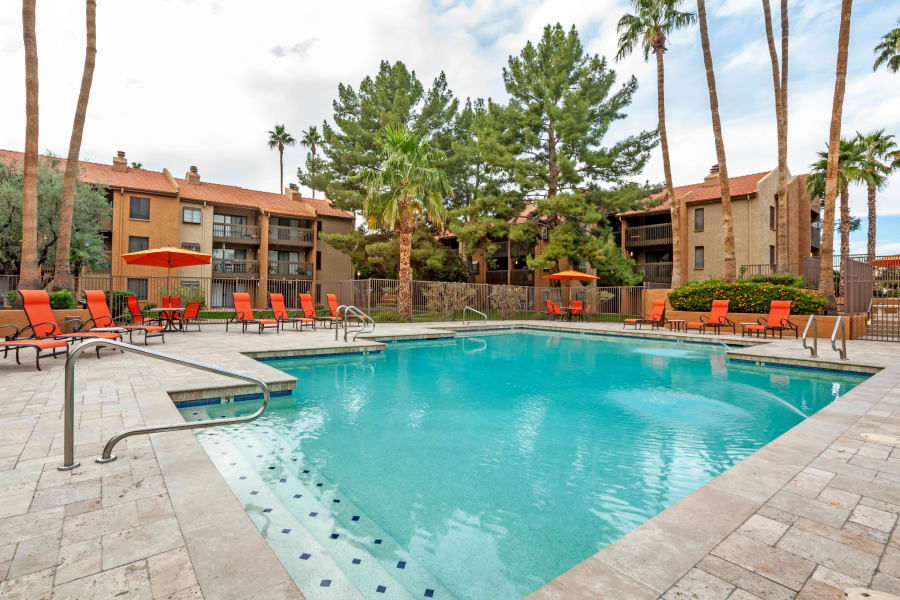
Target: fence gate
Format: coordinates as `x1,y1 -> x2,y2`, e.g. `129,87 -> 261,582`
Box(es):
858,255 -> 900,341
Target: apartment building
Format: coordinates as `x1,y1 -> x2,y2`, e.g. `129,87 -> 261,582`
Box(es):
613,166 -> 821,284
0,149 -> 354,306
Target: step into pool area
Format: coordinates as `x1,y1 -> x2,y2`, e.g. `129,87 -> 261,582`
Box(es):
180,330 -> 868,599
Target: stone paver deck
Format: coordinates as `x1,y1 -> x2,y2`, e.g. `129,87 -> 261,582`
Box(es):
0,320 -> 897,599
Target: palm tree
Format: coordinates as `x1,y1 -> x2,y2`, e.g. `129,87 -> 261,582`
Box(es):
19,0 -> 40,292
807,138 -> 862,262
362,126 -> 450,322
616,0 -> 696,288
267,124 -> 295,193
855,130 -> 897,260
52,0 -> 96,292
874,20 -> 900,73
762,0 -> 790,271
696,0 -> 735,282
300,125 -> 324,198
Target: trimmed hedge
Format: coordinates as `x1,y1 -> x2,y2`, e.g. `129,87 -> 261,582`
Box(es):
49,290 -> 76,310
668,281 -> 825,314
745,273 -> 803,288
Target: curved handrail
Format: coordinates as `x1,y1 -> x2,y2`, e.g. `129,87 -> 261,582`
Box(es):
801,315 -> 818,357
463,306 -> 487,325
344,307 -> 374,341
831,315 -> 848,360
58,338 -> 270,471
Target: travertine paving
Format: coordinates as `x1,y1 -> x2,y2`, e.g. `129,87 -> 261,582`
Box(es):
0,320 -> 896,599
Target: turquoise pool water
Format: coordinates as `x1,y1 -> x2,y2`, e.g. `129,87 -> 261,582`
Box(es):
182,331 -> 866,599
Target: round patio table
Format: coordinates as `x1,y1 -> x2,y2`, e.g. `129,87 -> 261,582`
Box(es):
144,307 -> 185,332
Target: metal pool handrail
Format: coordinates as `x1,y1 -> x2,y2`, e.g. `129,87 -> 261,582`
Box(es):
334,305 -> 374,342
463,306 -> 487,325
58,338 -> 270,471
831,315 -> 848,360
802,315 -> 818,358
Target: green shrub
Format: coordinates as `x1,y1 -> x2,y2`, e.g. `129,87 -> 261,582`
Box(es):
5,290 -> 16,306
746,273 -> 803,288
373,309 -> 399,322
156,285 -> 205,307
668,281 -> 824,314
48,289 -> 76,310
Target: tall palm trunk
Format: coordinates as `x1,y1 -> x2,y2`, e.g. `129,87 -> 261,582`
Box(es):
697,0 -> 735,282
52,0 -> 96,292
397,197 -> 412,322
867,183 -> 877,261
19,0 -> 40,292
655,44 -> 682,288
819,0 -> 853,299
839,180 -> 850,296
278,142 -> 284,192
762,0 -> 789,272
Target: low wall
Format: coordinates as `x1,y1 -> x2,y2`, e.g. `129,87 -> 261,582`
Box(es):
0,309 -> 90,335
642,289 -> 867,339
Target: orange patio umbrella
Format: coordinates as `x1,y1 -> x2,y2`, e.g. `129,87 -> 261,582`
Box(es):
546,270 -> 601,281
121,246 -> 211,295
873,255 -> 900,268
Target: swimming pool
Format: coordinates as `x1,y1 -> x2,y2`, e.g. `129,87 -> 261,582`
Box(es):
181,330 -> 866,599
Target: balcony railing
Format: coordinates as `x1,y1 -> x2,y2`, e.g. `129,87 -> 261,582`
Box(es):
268,260 -> 314,278
212,223 -> 260,244
634,262 -> 673,284
212,258 -> 259,276
618,223 -> 673,248
269,225 -> 315,247
486,268 -> 534,286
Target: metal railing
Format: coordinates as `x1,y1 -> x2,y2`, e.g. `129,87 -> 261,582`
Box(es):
619,223 -> 673,248
802,315 -> 817,357
831,316 -> 848,360
212,258 -> 259,276
463,306 -> 487,325
268,260 -> 314,278
212,223 -> 261,242
269,225 -> 314,247
59,338 -> 270,471
334,305 -> 375,342
634,262 -> 673,285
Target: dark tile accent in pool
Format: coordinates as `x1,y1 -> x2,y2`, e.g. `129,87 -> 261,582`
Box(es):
175,389 -> 293,408
263,508 -> 272,513
299,553 -> 311,560
321,580 -> 331,588
309,512 -> 318,517
281,528 -> 291,534
728,357 -> 873,376
374,539 -> 382,545
397,561 -> 406,569
352,558 -> 361,565
330,533 -> 339,540
293,494 -> 302,499
258,350 -> 382,362
376,585 -> 387,593
351,515 -> 359,521
425,590 -> 435,598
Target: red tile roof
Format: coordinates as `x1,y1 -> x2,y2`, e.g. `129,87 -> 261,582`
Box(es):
0,148 -> 354,220
619,171 -> 771,216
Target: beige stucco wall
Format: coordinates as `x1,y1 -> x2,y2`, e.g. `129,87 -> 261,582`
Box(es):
178,201 -> 214,278
317,216 -> 354,280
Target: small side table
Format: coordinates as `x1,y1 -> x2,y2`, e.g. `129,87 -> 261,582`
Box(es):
667,319 -> 686,332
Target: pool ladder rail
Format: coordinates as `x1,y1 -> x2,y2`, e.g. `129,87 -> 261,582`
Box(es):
334,305 -> 375,342
462,306 -> 487,325
58,338 -> 271,471
801,315 -> 847,360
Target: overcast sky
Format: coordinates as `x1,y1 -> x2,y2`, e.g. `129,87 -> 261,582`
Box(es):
0,0 -> 898,247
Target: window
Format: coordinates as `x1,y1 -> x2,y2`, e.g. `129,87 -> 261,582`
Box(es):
183,207 -> 201,224
770,245 -> 776,266
694,246 -> 705,269
694,208 -> 704,231
317,220 -> 323,233
182,242 -> 201,252
472,260 -> 479,275
213,213 -> 248,238
128,236 -> 149,252
316,251 -> 322,270
129,196 -> 150,220
770,205 -> 776,230
127,278 -> 148,300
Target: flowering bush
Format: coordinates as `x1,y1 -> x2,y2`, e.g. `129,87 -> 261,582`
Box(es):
668,281 -> 825,314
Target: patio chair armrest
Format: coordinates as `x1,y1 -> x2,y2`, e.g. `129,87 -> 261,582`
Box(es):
0,323 -> 21,340
113,312 -> 133,324
782,318 -> 797,329
722,316 -> 735,326
23,320 -> 62,337
699,315 -> 709,323
757,317 -> 766,326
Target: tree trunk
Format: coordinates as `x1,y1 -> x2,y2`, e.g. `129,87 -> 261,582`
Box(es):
548,118 -> 558,197
655,46 -> 682,288
52,0 -> 96,293
839,181 -> 850,257
278,143 -> 284,193
698,0 -> 735,282
19,0 -> 41,293
818,0 -> 853,299
867,183 -> 876,262
397,197 -> 412,322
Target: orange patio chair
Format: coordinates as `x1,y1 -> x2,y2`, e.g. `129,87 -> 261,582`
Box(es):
686,299 -> 735,335
227,292 -> 279,334
324,293 -> 345,328
0,324 -> 68,370
161,296 -> 180,322
176,301 -> 203,332
546,300 -> 556,320
571,300 -> 584,321
298,294 -> 319,330
741,300 -> 798,338
269,293 -> 314,331
83,290 -> 165,345
19,290 -> 121,358
624,299 -> 666,330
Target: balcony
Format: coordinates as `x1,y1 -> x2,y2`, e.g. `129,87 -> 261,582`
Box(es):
98,218 -> 112,233
269,225 -> 315,248
268,260 -> 314,279
486,268 -> 534,286
212,223 -> 260,245
618,223 -> 673,248
212,258 -> 259,277
634,262 -> 672,284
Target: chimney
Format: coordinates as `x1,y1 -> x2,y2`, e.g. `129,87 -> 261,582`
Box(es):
112,150 -> 127,172
184,165 -> 200,184
702,164 -> 720,187
286,183 -> 302,201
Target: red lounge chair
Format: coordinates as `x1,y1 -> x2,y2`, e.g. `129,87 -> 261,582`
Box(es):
298,294 -> 319,330
0,324 -> 68,370
324,293 -> 344,328
571,300 -> 584,321
269,293 -> 314,331
19,290 -> 121,357
741,300 -> 798,338
686,299 -> 735,334
227,292 -> 279,334
83,290 -> 164,345
126,296 -> 146,323
624,299 -> 666,329
176,302 -> 202,332
161,296 -> 180,323
546,300 -> 556,320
